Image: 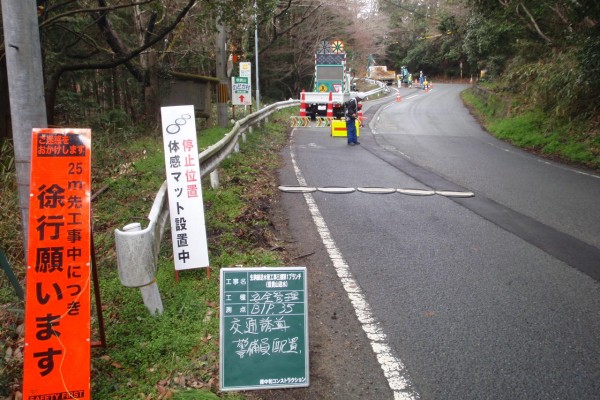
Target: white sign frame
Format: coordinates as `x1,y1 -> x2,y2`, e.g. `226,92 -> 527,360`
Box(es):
239,61 -> 251,78
161,105 -> 210,271
232,76 -> 252,106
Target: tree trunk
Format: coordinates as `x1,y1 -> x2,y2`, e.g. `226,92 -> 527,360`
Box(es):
45,70 -> 62,126
134,5 -> 159,120
112,67 -> 119,108
1,0 -> 48,256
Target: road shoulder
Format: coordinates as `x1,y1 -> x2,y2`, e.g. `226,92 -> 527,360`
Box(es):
242,140 -> 393,400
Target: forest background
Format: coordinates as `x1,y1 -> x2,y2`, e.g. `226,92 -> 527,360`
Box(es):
0,0 -> 598,132
0,0 -> 599,399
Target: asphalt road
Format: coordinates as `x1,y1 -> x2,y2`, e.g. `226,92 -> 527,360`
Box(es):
276,84 -> 600,400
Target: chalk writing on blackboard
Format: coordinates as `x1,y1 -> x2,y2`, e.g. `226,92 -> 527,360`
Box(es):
220,267 -> 309,391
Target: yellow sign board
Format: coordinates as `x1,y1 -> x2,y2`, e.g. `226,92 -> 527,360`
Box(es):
331,120 -> 360,137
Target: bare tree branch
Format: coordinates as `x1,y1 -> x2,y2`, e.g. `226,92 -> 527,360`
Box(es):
45,0 -> 198,123
92,0 -> 145,82
57,0 -> 195,71
549,4 -> 573,32
260,2 -> 323,54
518,2 -> 553,45
40,0 -> 155,29
52,23 -> 107,59
273,0 -> 293,20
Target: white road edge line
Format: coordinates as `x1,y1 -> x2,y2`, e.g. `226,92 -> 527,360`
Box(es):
289,130 -> 420,400
484,141 -> 599,179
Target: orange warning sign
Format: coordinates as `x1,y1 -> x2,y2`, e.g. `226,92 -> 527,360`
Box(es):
23,128 -> 92,399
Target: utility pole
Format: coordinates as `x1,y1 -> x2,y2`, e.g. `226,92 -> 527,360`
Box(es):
1,0 -> 48,255
254,0 -> 260,110
216,19 -> 229,127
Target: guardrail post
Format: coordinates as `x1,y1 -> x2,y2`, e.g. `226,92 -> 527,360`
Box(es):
112,100 -> 300,314
140,283 -> 164,316
210,169 -> 220,189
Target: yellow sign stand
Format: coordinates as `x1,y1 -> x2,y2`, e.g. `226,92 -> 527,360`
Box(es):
331,119 -> 360,137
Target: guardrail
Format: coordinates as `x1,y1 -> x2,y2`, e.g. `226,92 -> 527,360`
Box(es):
114,99 -> 300,314
363,79 -> 391,97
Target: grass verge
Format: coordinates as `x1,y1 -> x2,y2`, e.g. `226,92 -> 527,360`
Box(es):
0,107 -> 296,399
461,88 -> 599,170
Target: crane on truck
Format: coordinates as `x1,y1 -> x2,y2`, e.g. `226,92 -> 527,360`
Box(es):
366,54 -> 396,85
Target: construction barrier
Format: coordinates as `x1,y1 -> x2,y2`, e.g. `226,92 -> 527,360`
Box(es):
331,119 -> 360,137
290,116 -> 311,127
316,117 -> 331,127
291,116 -> 335,128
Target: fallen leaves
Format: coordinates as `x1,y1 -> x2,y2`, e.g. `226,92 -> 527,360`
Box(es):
154,371 -> 219,398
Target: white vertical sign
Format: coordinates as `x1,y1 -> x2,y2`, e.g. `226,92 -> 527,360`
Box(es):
239,61 -> 251,78
161,105 -> 209,271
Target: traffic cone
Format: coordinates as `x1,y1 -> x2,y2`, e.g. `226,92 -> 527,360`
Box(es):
326,92 -> 333,119
396,92 -> 402,102
300,90 -> 306,117
357,104 -> 363,126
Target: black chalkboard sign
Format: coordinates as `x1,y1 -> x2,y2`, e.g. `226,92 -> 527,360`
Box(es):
219,267 -> 309,391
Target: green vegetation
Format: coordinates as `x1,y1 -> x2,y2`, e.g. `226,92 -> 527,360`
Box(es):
2,1 -> 599,395
0,108 -> 295,399
462,88 -> 599,170
382,1 -> 599,166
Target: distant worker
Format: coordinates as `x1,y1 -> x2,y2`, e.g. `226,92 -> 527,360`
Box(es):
345,93 -> 363,146
419,71 -> 425,88
408,74 -> 413,88
424,76 -> 429,91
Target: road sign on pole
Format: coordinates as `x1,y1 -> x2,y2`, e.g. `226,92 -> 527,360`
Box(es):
232,76 -> 252,106
239,62 -> 251,78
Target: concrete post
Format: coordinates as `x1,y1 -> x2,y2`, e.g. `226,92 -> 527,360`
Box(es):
140,283 -> 164,316
210,169 -> 219,189
1,0 -> 48,253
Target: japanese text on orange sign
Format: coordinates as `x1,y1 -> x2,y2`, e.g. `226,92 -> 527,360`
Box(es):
23,128 -> 92,400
